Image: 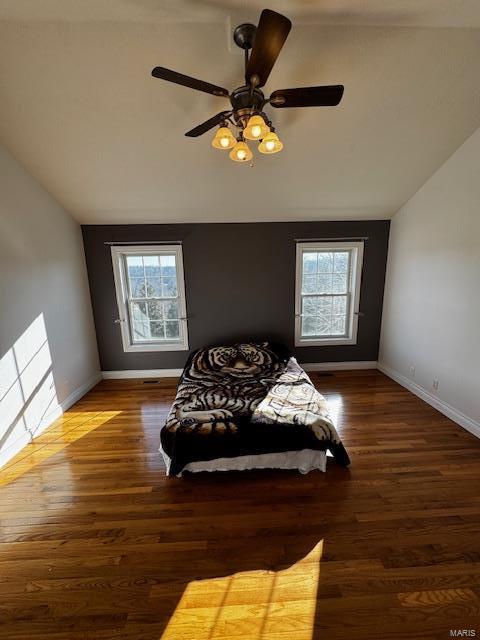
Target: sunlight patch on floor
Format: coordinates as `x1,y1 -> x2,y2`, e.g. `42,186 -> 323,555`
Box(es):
0,410 -> 121,487
160,540 -> 323,640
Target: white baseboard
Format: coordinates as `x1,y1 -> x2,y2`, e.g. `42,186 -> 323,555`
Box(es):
102,369 -> 183,379
102,361 -> 377,379
0,372 -> 101,470
302,360 -> 378,372
377,362 -> 480,439
56,372 -> 102,415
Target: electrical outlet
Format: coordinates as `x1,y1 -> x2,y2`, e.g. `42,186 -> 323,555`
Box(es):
409,366 -> 415,377
433,378 -> 439,390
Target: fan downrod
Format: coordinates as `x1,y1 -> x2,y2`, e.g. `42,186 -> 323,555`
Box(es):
233,23 -> 257,50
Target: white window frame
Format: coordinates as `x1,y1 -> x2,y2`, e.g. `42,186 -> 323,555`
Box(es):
111,244 -> 189,353
295,241 -> 364,347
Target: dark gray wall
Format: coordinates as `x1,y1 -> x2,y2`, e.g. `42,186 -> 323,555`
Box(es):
82,221 -> 390,371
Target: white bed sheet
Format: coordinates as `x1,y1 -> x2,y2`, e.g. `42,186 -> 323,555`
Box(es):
159,446 -> 327,477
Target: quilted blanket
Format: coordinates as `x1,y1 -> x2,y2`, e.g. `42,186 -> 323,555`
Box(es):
251,357 -> 349,464
160,342 -> 350,476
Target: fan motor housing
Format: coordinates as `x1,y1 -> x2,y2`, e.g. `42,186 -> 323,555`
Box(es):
230,86 -> 265,112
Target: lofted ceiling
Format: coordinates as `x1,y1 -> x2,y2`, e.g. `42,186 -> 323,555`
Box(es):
3,1 -> 480,28
1,1 -> 480,224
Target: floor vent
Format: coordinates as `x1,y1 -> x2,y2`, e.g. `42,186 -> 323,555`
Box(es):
143,379 -> 160,384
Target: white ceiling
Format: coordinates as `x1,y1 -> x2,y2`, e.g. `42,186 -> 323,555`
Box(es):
3,1 -> 480,28
1,1 -> 480,224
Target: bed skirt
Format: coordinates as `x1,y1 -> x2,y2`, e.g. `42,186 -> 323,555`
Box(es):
159,445 -> 327,477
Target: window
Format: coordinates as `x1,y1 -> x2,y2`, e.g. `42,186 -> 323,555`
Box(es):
111,245 -> 188,352
295,241 -> 364,346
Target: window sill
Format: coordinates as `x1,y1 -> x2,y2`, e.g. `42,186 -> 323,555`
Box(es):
295,336 -> 357,347
123,341 -> 189,353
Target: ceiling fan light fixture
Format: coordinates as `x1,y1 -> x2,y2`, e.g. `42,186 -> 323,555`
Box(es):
212,126 -> 236,149
258,131 -> 283,154
229,140 -> 253,162
243,114 -> 270,140
152,9 -> 345,165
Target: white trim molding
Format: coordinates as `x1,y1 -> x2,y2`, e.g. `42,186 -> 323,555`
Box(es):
56,373 -> 102,415
378,362 -> 480,439
102,362 -> 377,379
303,360 -> 377,372
102,369 -> 183,379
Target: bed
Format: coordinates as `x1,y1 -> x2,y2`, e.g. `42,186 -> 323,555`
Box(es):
159,342 -> 350,476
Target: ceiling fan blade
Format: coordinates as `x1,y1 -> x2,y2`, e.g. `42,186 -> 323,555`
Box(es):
246,9 -> 291,88
185,111 -> 232,137
270,85 -> 344,108
151,67 -> 229,97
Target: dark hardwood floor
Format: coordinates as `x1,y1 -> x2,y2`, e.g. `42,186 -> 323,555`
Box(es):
1,370 -> 480,639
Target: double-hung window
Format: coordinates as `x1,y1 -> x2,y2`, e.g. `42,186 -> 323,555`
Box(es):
111,245 -> 188,352
295,241 -> 364,346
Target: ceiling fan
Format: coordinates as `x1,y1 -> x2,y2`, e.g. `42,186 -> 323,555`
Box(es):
151,8 -> 344,163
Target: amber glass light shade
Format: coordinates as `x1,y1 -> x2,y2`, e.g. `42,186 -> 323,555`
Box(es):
229,140 -> 253,162
211,126 -> 236,150
258,131 -> 283,154
243,115 -> 270,140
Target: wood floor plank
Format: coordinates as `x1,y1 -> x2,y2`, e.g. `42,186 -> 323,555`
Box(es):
1,370 -> 480,639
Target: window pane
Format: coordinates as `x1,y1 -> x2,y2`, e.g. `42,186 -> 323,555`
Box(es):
126,256 -> 143,277
317,273 -> 332,294
332,272 -> 348,293
317,252 -> 334,273
302,316 -> 319,336
162,277 -> 177,297
165,321 -> 180,339
301,297 -> 332,337
165,300 -> 178,319
143,255 -> 161,276
132,321 -> 151,342
126,255 -> 180,300
301,296 -> 342,338
303,253 -> 317,274
300,295 -> 348,338
150,321 -> 165,339
333,251 -> 349,273
332,295 -> 347,315
302,274 -> 317,294
145,276 -> 161,297
129,277 -> 146,298
317,316 -> 333,335
318,297 -> 332,318
332,315 -> 346,335
302,296 -> 321,316
130,301 -> 148,323
160,255 -> 176,275
147,300 -> 165,320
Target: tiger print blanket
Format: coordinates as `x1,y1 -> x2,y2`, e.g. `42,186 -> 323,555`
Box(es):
160,342 -> 350,476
